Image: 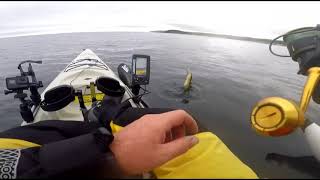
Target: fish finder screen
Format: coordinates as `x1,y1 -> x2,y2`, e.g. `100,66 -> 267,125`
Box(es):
135,58 -> 147,76
8,79 -> 16,85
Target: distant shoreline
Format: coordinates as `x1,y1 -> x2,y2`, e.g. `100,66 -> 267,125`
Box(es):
151,30 -> 285,46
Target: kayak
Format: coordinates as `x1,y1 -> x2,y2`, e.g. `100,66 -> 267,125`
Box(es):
21,49 -> 148,126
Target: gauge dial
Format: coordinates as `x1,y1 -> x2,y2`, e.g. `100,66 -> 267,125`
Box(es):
251,97 -> 303,136
254,105 -> 283,129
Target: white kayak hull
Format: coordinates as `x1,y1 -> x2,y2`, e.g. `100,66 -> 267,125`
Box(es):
22,49 -> 144,126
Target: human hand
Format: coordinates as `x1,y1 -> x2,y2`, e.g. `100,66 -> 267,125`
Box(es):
109,110 -> 199,175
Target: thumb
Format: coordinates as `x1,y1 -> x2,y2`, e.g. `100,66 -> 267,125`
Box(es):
159,135 -> 199,163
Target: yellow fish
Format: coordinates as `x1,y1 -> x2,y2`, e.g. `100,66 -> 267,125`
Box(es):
183,68 -> 192,91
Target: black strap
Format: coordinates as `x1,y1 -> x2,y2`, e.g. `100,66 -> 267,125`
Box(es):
0,120 -> 101,145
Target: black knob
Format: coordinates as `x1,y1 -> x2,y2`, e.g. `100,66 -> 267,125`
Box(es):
4,90 -> 13,95
38,81 -> 43,88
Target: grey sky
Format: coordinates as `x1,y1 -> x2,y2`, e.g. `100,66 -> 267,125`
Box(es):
0,1 -> 319,38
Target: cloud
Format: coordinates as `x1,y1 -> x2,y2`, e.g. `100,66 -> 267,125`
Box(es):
0,1 -> 319,38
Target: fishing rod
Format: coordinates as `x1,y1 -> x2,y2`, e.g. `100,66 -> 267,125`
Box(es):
251,24 -> 320,161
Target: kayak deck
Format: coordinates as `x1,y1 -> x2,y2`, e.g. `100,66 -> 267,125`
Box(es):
22,49 -> 142,126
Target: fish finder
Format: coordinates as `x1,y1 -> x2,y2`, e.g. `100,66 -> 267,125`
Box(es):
117,54 -> 151,96
132,54 -> 150,86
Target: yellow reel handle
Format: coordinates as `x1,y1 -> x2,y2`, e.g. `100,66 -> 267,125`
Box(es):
299,67 -> 320,113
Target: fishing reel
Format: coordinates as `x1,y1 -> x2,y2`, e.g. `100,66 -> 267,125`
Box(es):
251,24 -> 320,136
4,60 -> 43,123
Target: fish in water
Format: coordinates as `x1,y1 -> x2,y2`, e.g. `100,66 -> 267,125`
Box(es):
183,68 -> 192,92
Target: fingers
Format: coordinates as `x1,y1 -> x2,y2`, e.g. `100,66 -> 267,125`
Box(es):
159,110 -> 199,135
165,125 -> 185,143
172,124 -> 185,139
158,136 -> 199,164
165,131 -> 173,143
